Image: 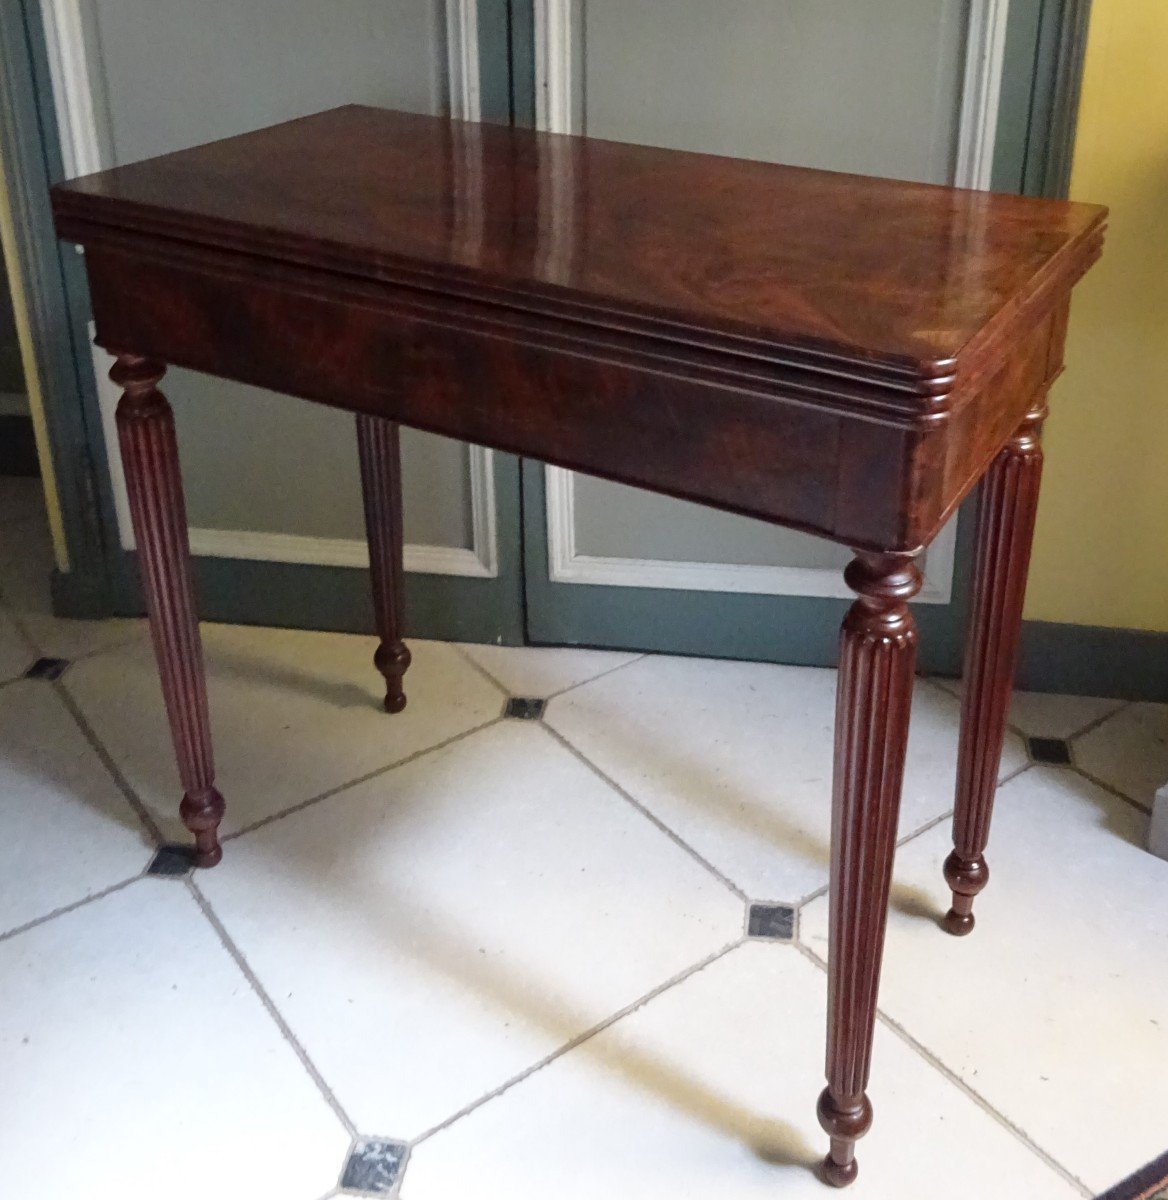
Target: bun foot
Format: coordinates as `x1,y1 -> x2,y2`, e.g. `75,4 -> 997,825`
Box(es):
383,690 -> 407,714
822,1154 -> 859,1188
194,841 -> 223,869
181,787 -> 226,869
942,907 -> 975,936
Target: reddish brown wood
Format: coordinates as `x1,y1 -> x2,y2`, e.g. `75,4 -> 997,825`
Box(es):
113,354 -> 224,867
818,552 -> 921,1187
356,413 -> 411,712
52,106 -> 1106,555
944,398 -> 1047,934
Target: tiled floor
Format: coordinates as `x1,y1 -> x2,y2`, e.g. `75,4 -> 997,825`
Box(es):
2,476 -> 1166,1200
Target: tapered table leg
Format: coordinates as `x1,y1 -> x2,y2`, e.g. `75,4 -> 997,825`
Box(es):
818,551 -> 921,1187
944,399 -> 1046,935
356,413 -> 411,712
113,354 -> 224,867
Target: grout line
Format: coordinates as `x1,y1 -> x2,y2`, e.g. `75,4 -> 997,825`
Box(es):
793,942 -> 1093,1197
921,675 -> 1047,748
796,883 -> 828,910
921,674 -> 1036,745
186,878 -> 358,1139
410,937 -> 746,1147
998,759 -> 1036,788
798,803 -> 962,910
0,872 -> 148,945
1065,762 -> 1152,817
896,806 -> 955,848
538,720 -> 749,902
1065,697 -> 1132,743
450,641 -> 648,704
224,715 -> 506,843
52,679 -> 165,846
795,809 -> 956,912
449,643 -> 511,697
877,1012 -> 1094,1197
541,653 -> 648,702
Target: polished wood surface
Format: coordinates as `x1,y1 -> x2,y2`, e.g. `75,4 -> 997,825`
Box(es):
53,106 -> 1105,554
356,413 -> 411,713
52,106 -> 1105,1188
52,106 -> 1101,370
819,552 -> 920,1185
112,354 -> 222,867
945,397 -> 1048,934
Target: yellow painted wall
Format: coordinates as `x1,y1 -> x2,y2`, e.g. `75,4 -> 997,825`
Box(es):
1024,0 -> 1168,631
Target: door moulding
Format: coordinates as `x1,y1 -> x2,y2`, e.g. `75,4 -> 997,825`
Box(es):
534,0 -> 999,603
445,0 -> 481,125
955,0 -> 1011,190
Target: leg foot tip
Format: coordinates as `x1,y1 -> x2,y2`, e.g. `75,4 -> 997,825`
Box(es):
194,844 -> 223,869
942,908 -> 975,936
821,1156 -> 858,1188
383,692 -> 407,714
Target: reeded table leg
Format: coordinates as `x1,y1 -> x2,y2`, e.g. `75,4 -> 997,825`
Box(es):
818,552 -> 921,1187
113,354 -> 224,867
944,400 -> 1046,935
356,413 -> 411,712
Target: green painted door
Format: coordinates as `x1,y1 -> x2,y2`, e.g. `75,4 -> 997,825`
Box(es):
516,0 -> 983,670
38,0 -> 525,644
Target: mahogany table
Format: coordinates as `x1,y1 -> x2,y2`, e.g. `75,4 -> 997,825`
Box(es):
52,106 -> 1105,1187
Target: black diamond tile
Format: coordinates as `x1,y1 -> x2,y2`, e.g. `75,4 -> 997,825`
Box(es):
747,902 -> 796,941
146,844 -> 197,877
504,696 -> 546,720
341,1138 -> 409,1196
23,656 -> 70,681
1028,736 -> 1072,765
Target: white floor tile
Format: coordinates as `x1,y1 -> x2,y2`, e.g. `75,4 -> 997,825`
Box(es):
802,766 -> 1168,1193
1008,691 -> 1125,741
458,642 -> 641,698
546,658 -> 1026,901
930,677 -> 1122,742
0,880 -> 350,1200
405,942 -> 1079,1200
0,605 -> 33,682
1074,702 -> 1168,810
0,681 -> 152,935
64,625 -> 504,839
197,720 -> 743,1139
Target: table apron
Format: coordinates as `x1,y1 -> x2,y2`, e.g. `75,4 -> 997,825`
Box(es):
83,243 -> 1061,555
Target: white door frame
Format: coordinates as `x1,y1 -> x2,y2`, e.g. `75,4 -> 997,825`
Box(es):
535,0 -> 1010,605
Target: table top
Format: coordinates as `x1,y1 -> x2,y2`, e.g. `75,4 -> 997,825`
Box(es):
53,105 -> 1105,385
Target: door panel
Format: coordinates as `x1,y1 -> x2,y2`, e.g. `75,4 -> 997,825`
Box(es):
581,0 -> 966,179
572,477 -> 848,571
74,0 -> 507,620
526,0 -> 980,665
